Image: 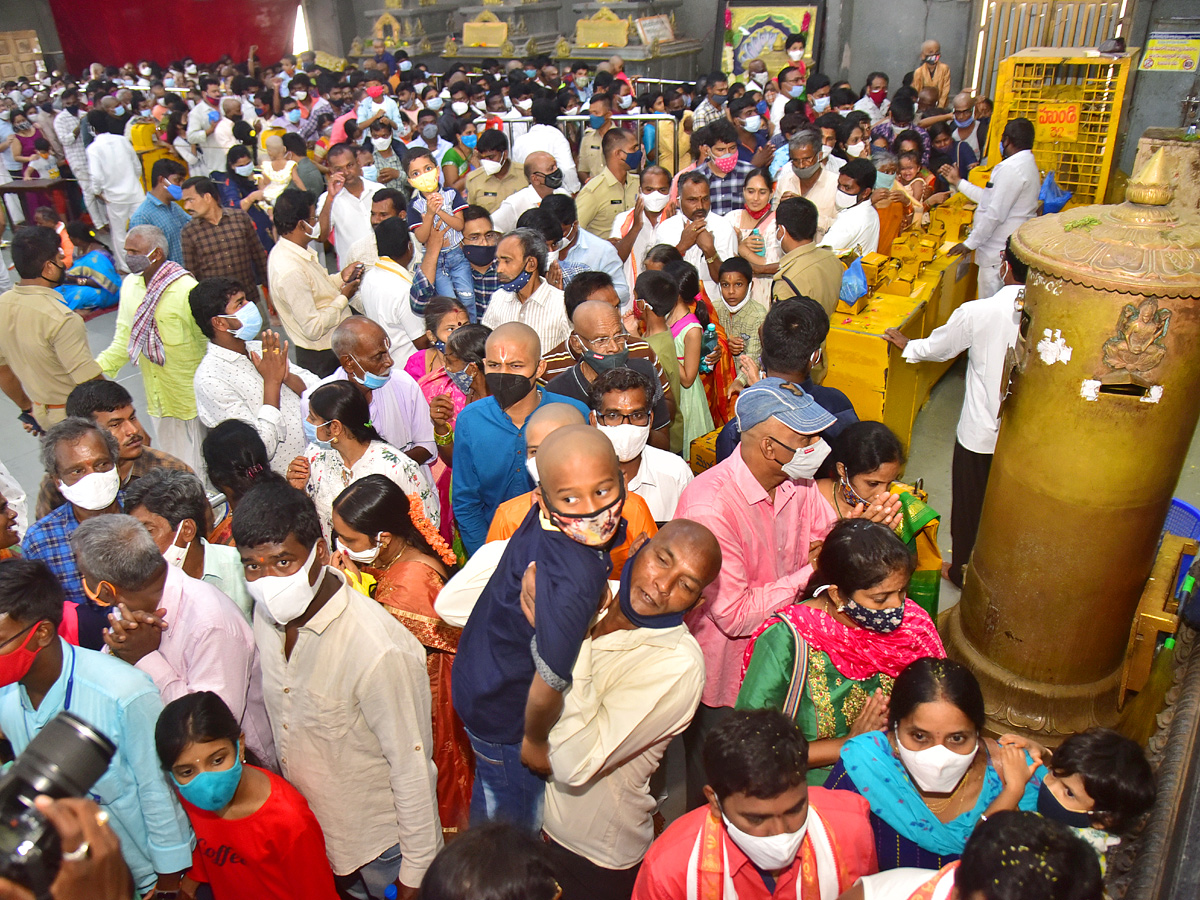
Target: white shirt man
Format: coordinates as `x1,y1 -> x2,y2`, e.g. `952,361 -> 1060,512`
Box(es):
775,164 -> 838,240
492,183 -> 569,235
955,147 -> 1039,299
317,178 -> 384,269
55,105 -> 105,226
819,195 -> 880,255
481,278 -> 570,352
194,342 -> 320,476
654,211 -> 739,299
626,445 -> 694,522
358,257 -> 425,363
185,101 -> 228,175
611,205 -> 664,290
86,131 -> 146,271
512,124 -> 581,192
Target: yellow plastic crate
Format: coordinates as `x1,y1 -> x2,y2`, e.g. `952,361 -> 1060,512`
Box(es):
986,47 -> 1138,209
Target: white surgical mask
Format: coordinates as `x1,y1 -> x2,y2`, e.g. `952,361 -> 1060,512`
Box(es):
846,141 -> 866,157
598,422 -> 651,462
341,533 -> 383,565
751,72 -> 769,87
246,541 -> 322,627
525,456 -> 540,484
742,114 -> 762,134
57,468 -> 120,512
812,96 -> 830,113
480,157 -> 504,176
820,145 -> 832,161
451,100 -> 469,115
546,248 -> 559,266
721,806 -> 809,871
835,189 -> 861,211
788,48 -> 805,62
642,189 -> 669,213
372,136 -> 392,151
303,219 -> 320,240
895,726 -> 979,793
779,436 -> 830,481
162,522 -> 190,569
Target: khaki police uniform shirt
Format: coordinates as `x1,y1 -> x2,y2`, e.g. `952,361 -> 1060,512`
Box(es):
576,168 -> 640,239
465,163 -> 528,215
0,285 -> 102,411
579,127 -> 606,182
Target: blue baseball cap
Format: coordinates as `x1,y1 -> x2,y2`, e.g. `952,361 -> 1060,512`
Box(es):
735,377 -> 836,435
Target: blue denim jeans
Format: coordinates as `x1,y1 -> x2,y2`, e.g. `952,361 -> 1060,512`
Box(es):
434,244 -> 478,321
466,729 -> 545,832
333,842 -> 403,900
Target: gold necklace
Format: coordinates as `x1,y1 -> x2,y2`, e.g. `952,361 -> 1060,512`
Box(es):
923,760 -> 978,813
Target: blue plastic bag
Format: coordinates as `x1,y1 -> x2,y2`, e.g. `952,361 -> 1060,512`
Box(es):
1039,172 -> 1072,214
840,257 -> 868,307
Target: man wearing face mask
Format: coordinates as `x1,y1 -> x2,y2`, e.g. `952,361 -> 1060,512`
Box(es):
512,98 -> 581,193
130,158 -> 190,264
773,197 -> 843,325
24,418 -> 124,648
124,468 -> 252,619
632,710 -> 877,898
730,97 -> 773,167
692,71 -> 730,130
0,558 -> 196,898
356,76 -> 403,132
71,513 -> 275,767
587,367 -> 692,521
409,108 -> 453,165
437,83 -> 473,144
774,130 -> 838,238
319,317 -> 435,472
452,323 -> 588,555
819,159 -> 880,255
576,126 -> 640,239
576,92 -> 614,184
910,39 -> 952,107
0,227 -> 102,432
84,112 -> 144,272
190,276 -> 321,475
612,165 -> 673,286
697,120 -> 755,217
412,206 -> 504,318
806,73 -> 832,119
490,149 -> 565,233
672,378 -> 839,809
465,130 -> 527,214
186,75 -> 228,175
546,301 -> 670,444
96,225 -> 208,474
234,481 -> 442,899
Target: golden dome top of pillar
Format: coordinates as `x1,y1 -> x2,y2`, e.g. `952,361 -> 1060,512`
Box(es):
1011,150 -> 1200,299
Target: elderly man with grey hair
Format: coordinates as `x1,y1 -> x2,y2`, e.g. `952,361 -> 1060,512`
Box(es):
305,317 -> 436,477
774,128 -> 839,238
70,513 -> 276,767
96,224 -> 209,475
22,417 -> 122,649
480,226 -> 570,353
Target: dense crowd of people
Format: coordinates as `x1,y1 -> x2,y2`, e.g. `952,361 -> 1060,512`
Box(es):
0,36 -> 1156,900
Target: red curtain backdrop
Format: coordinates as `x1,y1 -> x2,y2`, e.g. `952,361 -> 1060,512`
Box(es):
47,0 -> 298,76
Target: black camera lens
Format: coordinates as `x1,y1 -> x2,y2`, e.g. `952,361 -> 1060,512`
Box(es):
8,712 -> 115,800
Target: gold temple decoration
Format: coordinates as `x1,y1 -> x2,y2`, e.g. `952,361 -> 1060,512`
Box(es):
1125,147 -> 1173,207
501,39 -> 516,57
384,0 -> 403,8
443,36 -> 459,56
464,10 -> 506,46
417,37 -> 433,53
576,6 -> 631,48
372,13 -> 402,43
554,36 -> 572,59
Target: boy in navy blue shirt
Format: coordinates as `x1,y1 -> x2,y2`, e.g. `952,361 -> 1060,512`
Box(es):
453,425 -> 627,830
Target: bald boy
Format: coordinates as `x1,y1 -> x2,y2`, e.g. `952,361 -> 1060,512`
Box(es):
453,424 -> 629,831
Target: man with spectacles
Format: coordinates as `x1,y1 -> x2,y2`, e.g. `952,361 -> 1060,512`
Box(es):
587,367 -> 693,523
545,301 -> 671,450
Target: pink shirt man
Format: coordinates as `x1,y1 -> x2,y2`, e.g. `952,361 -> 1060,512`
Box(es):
672,378 -> 838,708
109,564 -> 275,766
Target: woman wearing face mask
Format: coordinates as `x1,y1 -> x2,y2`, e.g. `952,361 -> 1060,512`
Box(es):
737,518 -> 944,787
57,222 -> 120,311
403,295 -> 471,383
725,167 -> 780,307
440,118 -> 478,194
287,379 -> 439,541
816,421 -> 943,617
155,691 -> 338,900
328,474 -> 471,834
826,657 -> 1041,869
213,145 -> 275,252
418,322 -> 489,542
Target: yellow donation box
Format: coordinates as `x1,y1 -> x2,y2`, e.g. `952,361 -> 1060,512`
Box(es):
943,151 -> 1200,738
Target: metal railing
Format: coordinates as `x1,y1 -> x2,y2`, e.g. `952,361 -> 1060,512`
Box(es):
473,112 -> 686,178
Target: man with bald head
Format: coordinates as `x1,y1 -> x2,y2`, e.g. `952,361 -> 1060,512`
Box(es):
212,97 -> 244,152
487,402 -> 659,576
313,317 -> 435,470
453,322 -> 589,555
453,424 -> 629,830
546,300 -> 672,450
672,378 -> 841,808
491,150 -> 565,234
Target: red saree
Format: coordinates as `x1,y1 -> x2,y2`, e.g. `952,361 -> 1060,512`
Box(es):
367,559 -> 473,836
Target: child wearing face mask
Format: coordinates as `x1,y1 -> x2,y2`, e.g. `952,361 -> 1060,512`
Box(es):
406,148 -> 477,319
995,728 -> 1155,874
738,519 -> 944,787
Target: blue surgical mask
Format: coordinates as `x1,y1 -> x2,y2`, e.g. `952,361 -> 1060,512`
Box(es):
789,85 -> 805,99
954,115 -> 975,129
304,418 -> 333,450
812,95 -> 830,113
876,171 -> 896,189
234,162 -> 254,177
172,743 -> 243,812
361,164 -> 379,182
351,355 -> 391,390
756,99 -> 768,116
286,108 -> 302,123
113,105 -> 125,117
228,302 -> 262,342
624,149 -> 643,169
165,182 -> 183,201
462,133 -> 477,149
588,113 -> 605,129
525,69 -> 538,79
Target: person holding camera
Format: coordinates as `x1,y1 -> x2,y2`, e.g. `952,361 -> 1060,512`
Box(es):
0,559 -> 194,899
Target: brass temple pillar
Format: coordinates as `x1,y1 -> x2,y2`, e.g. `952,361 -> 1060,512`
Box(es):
942,152 -> 1200,738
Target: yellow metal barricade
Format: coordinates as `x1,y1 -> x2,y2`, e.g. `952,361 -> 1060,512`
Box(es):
985,46 -> 1138,208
